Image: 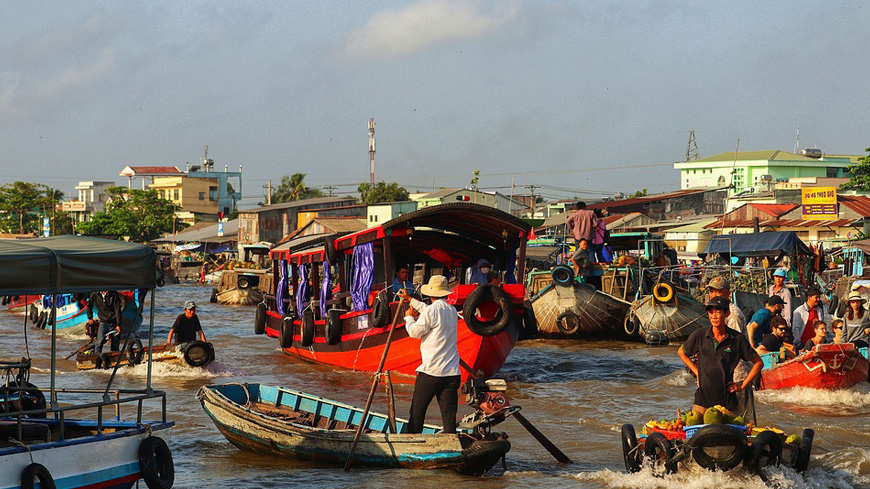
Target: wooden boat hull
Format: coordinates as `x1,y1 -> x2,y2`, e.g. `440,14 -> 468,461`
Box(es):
216,287 -> 263,306
265,302 -> 520,383
3,295 -> 38,314
197,383 -> 510,474
529,280 -> 631,339
216,270 -> 271,306
760,343 -> 870,390
631,294 -> 711,345
76,341 -> 215,370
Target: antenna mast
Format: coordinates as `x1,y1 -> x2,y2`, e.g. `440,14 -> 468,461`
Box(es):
685,130 -> 700,161
368,118 -> 376,186
794,124 -> 800,154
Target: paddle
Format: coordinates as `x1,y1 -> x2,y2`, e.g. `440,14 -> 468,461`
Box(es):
344,296 -> 406,471
458,359 -> 573,464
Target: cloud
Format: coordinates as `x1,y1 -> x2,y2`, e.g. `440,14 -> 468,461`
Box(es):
336,0 -> 519,61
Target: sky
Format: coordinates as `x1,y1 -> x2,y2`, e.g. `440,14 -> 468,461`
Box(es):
2,0 -> 870,207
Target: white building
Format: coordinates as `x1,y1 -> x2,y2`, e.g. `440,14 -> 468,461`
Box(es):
61,181 -> 116,225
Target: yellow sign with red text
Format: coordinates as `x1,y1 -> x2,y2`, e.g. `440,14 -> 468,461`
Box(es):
801,186 -> 838,220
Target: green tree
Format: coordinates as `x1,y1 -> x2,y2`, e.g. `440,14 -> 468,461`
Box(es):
271,173 -> 324,203
357,181 -> 410,204
841,147 -> 870,190
630,188 -> 649,198
77,187 -> 186,241
0,182 -> 64,234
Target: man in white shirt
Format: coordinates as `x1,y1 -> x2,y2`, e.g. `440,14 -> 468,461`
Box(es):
768,269 -> 793,327
398,275 -> 461,434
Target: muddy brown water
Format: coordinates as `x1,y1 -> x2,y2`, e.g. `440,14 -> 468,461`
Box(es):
2,283 -> 868,488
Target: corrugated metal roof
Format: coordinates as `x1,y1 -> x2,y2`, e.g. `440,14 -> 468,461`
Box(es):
705,218 -> 856,229
587,187 -> 724,210
239,197 -> 356,214
693,150 -> 814,163
840,195 -> 870,217
747,203 -> 798,217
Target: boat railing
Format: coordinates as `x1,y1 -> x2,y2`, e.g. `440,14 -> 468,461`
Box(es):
1,385 -> 168,444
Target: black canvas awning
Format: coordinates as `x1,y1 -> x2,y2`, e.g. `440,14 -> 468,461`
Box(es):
701,231 -> 811,258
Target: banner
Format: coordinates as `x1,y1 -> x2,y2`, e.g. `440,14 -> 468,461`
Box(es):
801,186 -> 838,220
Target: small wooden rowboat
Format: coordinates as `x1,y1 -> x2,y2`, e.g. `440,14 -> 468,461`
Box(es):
759,343 -> 869,391
76,340 -> 215,371
197,383 -> 512,475
627,289 -> 711,346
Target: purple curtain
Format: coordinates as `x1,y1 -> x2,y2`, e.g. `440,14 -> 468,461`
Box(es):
320,262 -> 332,318
296,264 -> 308,315
351,242 -> 374,312
276,260 -> 287,315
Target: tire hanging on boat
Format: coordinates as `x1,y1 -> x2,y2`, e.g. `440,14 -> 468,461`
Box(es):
748,430 -> 782,473
791,429 -> 814,473
254,302 -> 266,335
522,300 -> 538,338
126,338 -> 145,366
652,283 -> 674,303
556,310 -> 580,335
19,382 -> 47,418
183,341 -> 214,367
139,436 -> 175,489
643,432 -> 677,474
551,265 -> 574,286
20,463 -> 56,489
370,290 -> 390,328
279,316 -> 294,349
210,288 -> 218,303
301,309 -> 315,347
688,424 -> 747,471
36,311 -> 47,330
237,276 -> 251,290
462,284 -> 512,337
621,424 -> 641,473
324,237 -> 337,265
29,304 -> 38,322
326,309 -> 343,345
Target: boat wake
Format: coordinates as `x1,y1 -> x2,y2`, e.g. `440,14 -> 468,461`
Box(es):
757,383 -> 870,411
88,361 -> 236,379
662,369 -> 694,387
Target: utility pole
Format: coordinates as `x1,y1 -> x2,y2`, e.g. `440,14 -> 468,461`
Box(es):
368,118 -> 376,187
685,130 -> 700,161
263,179 -> 272,205
524,185 -> 539,217
323,185 -> 338,197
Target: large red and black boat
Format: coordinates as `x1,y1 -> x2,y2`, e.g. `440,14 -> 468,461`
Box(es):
253,203 -> 532,382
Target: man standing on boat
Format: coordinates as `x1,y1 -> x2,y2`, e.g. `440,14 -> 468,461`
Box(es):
768,269 -> 793,327
397,276 -> 461,434
86,290 -> 125,355
566,202 -> 596,245
678,296 -> 764,415
706,277 -> 745,335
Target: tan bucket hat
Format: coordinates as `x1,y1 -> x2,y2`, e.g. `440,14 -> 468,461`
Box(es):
847,291 -> 866,303
421,275 -> 453,297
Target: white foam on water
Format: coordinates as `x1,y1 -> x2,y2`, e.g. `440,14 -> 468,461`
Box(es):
88,360 -> 236,380
757,384 -> 870,410
663,370 -> 693,387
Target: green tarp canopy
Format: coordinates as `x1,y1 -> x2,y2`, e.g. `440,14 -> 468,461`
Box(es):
0,236 -> 156,295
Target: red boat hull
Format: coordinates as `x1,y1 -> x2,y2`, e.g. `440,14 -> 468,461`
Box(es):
4,295 -> 38,314
760,343 -> 869,390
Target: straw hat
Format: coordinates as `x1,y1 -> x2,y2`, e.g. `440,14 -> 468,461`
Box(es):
847,291 -> 866,303
421,275 -> 453,298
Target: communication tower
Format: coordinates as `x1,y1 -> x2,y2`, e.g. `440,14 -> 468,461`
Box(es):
368,119 -> 376,186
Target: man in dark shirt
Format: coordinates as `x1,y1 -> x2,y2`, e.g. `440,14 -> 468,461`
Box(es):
678,296 -> 764,414
87,290 -> 125,355
757,316 -> 796,359
166,301 -> 207,344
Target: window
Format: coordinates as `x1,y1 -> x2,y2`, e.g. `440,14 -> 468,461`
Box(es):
827,167 -> 839,178
199,192 -> 205,201
173,189 -> 179,201
209,186 -> 218,201
159,190 -> 165,199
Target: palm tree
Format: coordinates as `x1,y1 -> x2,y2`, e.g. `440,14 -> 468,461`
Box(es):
272,173 -> 323,203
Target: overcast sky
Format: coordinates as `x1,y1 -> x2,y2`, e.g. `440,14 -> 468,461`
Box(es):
2,1 -> 869,206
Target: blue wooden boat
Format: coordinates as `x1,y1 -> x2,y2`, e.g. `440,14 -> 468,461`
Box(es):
197,383 -> 511,475
32,292 -> 142,335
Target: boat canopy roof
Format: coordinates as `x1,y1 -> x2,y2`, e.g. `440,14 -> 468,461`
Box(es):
701,231 -> 811,258
0,236 -> 156,295
380,203 -> 530,242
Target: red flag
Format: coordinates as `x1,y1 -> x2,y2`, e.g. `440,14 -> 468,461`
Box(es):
528,228 -> 537,240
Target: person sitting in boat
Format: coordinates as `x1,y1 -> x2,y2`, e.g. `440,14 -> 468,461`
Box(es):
466,259 -> 491,285
571,239 -> 591,283
756,316 -> 797,360
831,319 -> 845,344
746,295 -> 785,349
840,291 -> 870,349
392,265 -> 414,299
792,287 -> 825,349
768,269 -> 793,327
706,277 -> 745,335
86,290 -> 125,355
486,270 -> 502,286
801,320 -> 829,352
678,296 -> 764,416
397,276 -> 461,434
166,301 -> 207,345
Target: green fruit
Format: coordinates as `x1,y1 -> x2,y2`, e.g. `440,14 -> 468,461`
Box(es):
686,411 -> 704,426
703,408 -> 726,425
732,416 -> 745,426
785,434 -> 801,445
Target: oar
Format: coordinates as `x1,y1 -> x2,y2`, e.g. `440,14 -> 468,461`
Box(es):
344,296 -> 406,471
458,359 -> 573,464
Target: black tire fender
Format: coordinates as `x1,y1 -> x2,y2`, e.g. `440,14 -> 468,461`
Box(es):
126,338 -> 145,366
621,424 -> 641,473
37,311 -> 47,330
326,309 -> 343,345
791,428 -> 814,473
279,316 -> 294,349
324,237 -> 337,265
20,382 -> 47,419
370,290 -> 390,328
139,436 -> 175,489
462,284 -> 512,337
301,309 -> 315,347
828,294 -> 839,317
551,265 -> 574,286
522,301 -> 538,338
1,295 -> 8,306
237,276 -> 251,290
644,432 -> 677,475
21,462 -> 56,489
183,341 -> 214,367
689,424 -> 747,471
556,310 -> 580,335
210,288 -> 218,303
254,302 -> 267,335
29,304 -> 38,322
748,430 -> 782,474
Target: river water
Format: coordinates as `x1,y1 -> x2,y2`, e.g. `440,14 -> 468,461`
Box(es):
2,284 -> 869,489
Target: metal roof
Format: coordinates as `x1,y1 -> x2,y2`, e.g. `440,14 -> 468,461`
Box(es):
693,150 -> 815,163
587,187 -> 724,210
747,203 -> 798,217
840,195 -> 870,217
238,197 -> 355,214
382,202 -> 531,244
153,220 -> 238,243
